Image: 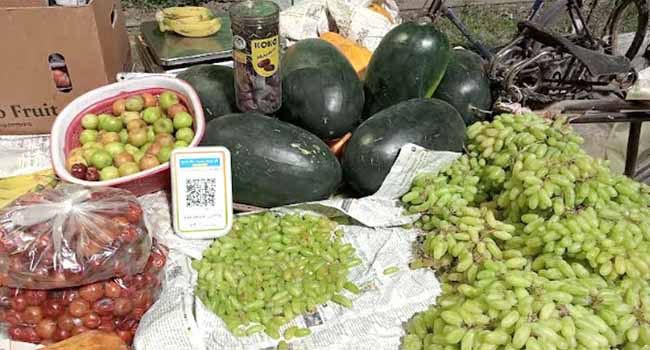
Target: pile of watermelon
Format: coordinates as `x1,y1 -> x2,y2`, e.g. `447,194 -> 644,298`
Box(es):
180,19 -> 493,207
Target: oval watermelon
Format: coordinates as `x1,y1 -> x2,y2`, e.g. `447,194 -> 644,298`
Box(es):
363,20 -> 451,118
433,48 -> 492,125
176,64 -> 237,123
200,113 -> 342,207
278,66 -> 364,140
343,98 -> 465,196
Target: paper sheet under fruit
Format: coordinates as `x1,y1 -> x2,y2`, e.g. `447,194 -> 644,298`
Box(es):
131,144 -> 458,350
0,144 -> 459,350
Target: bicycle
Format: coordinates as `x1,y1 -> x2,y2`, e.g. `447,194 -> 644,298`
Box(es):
423,0 -> 650,105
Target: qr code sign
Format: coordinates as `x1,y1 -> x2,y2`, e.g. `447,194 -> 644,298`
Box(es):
185,178 -> 217,208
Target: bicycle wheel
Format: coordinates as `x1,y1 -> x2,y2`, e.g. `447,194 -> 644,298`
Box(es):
605,0 -> 649,59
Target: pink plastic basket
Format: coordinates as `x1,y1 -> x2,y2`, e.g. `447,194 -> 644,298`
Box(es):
51,76 -> 206,196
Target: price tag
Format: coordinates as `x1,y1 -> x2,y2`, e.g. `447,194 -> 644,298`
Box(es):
170,147 -> 233,239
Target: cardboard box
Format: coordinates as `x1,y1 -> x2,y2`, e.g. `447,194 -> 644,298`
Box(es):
0,0 -> 132,135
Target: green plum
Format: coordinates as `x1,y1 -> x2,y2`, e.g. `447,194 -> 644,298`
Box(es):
79,129 -> 98,145
142,106 -> 163,124
81,114 -> 99,130
90,150 -> 113,169
125,95 -> 145,112
174,140 -> 189,148
173,112 -> 193,129
154,118 -> 174,134
119,129 -> 128,143
175,127 -> 195,144
157,146 -> 173,163
104,142 -> 125,157
100,166 -> 120,180
159,91 -> 179,110
118,162 -> 140,177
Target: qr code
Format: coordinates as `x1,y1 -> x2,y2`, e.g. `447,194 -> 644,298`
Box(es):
185,178 -> 216,208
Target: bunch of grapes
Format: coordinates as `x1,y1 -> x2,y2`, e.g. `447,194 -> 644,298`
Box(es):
401,113 -> 650,350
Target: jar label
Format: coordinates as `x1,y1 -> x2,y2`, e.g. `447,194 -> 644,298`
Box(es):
251,35 -> 279,77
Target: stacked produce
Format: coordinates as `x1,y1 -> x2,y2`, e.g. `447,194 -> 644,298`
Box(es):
1,244 -> 166,345
67,90 -> 195,181
0,185 -> 166,345
193,212 -> 360,340
279,39 -> 365,141
401,113 -> 650,350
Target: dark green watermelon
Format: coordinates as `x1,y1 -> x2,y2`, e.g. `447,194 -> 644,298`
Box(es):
343,98 -> 465,196
281,39 -> 357,79
433,48 -> 492,125
278,66 -> 364,140
363,20 -> 451,118
200,112 -> 342,207
176,64 -> 237,123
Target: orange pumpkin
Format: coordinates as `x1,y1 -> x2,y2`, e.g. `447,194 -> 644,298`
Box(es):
368,3 -> 393,23
319,32 -> 372,79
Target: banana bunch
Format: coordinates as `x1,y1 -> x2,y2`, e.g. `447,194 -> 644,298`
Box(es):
156,6 -> 221,38
0,169 -> 58,209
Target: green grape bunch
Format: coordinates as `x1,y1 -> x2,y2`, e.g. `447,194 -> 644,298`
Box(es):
400,113 -> 650,350
193,212 -> 360,339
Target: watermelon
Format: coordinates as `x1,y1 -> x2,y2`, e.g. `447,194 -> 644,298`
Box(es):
342,98 -> 465,195
433,48 -> 492,125
176,64 -> 237,123
363,20 -> 451,118
200,112 -> 342,207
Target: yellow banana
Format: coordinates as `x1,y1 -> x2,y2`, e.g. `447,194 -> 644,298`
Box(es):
0,169 -> 58,209
169,17 -> 221,38
161,6 -> 212,19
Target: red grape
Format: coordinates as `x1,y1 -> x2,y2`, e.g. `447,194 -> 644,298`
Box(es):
54,328 -> 70,342
71,326 -> 88,336
43,300 -> 64,318
24,290 -> 47,306
79,283 -> 104,302
92,298 -> 114,316
117,329 -> 133,343
104,281 -> 122,298
114,298 -> 133,316
22,306 -> 44,324
11,295 -> 27,312
35,319 -> 57,340
82,313 -> 101,329
57,315 -> 75,331
69,299 -> 90,317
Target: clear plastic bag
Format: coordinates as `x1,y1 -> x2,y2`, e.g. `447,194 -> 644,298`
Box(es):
0,184 -> 152,289
0,241 -> 167,345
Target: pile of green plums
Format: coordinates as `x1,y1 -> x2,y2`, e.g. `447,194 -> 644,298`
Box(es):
66,91 -> 195,181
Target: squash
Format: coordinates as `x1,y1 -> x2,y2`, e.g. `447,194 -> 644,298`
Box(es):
320,32 -> 373,79
362,20 -> 451,118
368,3 -> 393,23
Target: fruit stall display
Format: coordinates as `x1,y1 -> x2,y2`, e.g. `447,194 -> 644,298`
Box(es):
3,8 -> 650,350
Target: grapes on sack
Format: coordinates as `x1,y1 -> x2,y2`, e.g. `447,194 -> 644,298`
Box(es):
66,91 -> 195,181
401,113 -> 650,350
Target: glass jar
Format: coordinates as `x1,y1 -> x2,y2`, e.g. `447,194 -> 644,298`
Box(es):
229,0 -> 282,114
